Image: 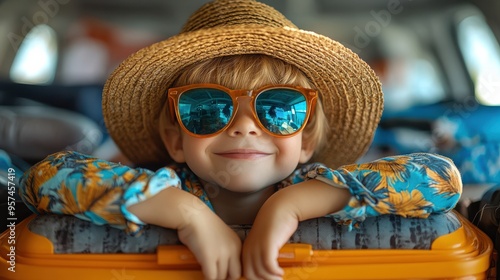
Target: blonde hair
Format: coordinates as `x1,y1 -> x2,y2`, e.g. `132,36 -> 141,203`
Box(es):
169,54 -> 329,158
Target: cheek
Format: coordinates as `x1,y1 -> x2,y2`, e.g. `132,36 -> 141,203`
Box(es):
181,136 -> 211,173
273,137 -> 304,168
182,133 -> 212,153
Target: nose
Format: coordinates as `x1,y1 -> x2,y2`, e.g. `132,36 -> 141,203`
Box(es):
226,98 -> 262,137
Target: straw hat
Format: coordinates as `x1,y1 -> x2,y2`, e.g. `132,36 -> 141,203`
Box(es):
102,0 -> 383,169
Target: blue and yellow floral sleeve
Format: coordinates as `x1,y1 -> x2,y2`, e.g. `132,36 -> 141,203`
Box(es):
287,153 -> 462,228
19,151 -> 182,235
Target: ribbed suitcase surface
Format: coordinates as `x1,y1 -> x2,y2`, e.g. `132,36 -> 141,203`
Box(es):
0,211 -> 493,279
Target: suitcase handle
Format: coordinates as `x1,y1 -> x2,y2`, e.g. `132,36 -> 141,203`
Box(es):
156,243 -> 313,266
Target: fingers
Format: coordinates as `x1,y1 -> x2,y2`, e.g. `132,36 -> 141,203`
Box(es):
199,254 -> 242,280
228,253 -> 242,280
201,260 -> 237,280
177,212 -> 242,279
243,246 -> 284,280
197,241 -> 284,280
217,259 -> 228,280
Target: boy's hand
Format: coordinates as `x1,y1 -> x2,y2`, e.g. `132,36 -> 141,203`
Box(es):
242,180 -> 351,280
242,199 -> 298,280
128,187 -> 242,279
177,205 -> 242,280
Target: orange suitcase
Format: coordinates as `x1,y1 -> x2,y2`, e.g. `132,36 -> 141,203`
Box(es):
0,211 -> 493,279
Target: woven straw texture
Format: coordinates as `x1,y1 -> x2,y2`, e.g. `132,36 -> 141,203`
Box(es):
102,0 -> 383,169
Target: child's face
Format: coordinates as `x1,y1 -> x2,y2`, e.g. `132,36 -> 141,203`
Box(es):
180,98 -> 311,193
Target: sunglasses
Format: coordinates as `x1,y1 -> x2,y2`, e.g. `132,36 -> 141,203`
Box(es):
167,83 -> 317,137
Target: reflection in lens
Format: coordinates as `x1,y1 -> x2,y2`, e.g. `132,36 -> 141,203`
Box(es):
178,88 -> 233,135
256,89 -> 307,135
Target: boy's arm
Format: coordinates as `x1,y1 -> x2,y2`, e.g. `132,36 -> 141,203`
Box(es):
326,152 -> 462,223
242,180 -> 349,279
21,151 -> 242,279
280,152 -> 462,224
19,151 -> 182,235
243,152 -> 462,279
128,188 -> 242,279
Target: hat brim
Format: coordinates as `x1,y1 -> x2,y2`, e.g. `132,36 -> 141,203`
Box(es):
102,24 -> 383,168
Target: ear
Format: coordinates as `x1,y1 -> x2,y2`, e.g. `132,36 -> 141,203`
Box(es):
299,138 -> 316,164
159,106 -> 186,163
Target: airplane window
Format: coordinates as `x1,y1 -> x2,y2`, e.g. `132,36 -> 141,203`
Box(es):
374,26 -> 447,111
457,15 -> 500,106
9,24 -> 58,85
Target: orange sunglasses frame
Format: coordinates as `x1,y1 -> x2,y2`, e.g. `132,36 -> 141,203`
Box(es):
167,83 -> 317,138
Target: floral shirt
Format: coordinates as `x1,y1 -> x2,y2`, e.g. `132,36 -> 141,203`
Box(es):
20,151 -> 462,235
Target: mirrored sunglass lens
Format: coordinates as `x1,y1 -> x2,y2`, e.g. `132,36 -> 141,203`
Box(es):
255,89 -> 307,135
178,88 -> 233,135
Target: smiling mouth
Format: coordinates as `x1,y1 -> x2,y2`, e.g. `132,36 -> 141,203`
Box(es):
215,149 -> 271,159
